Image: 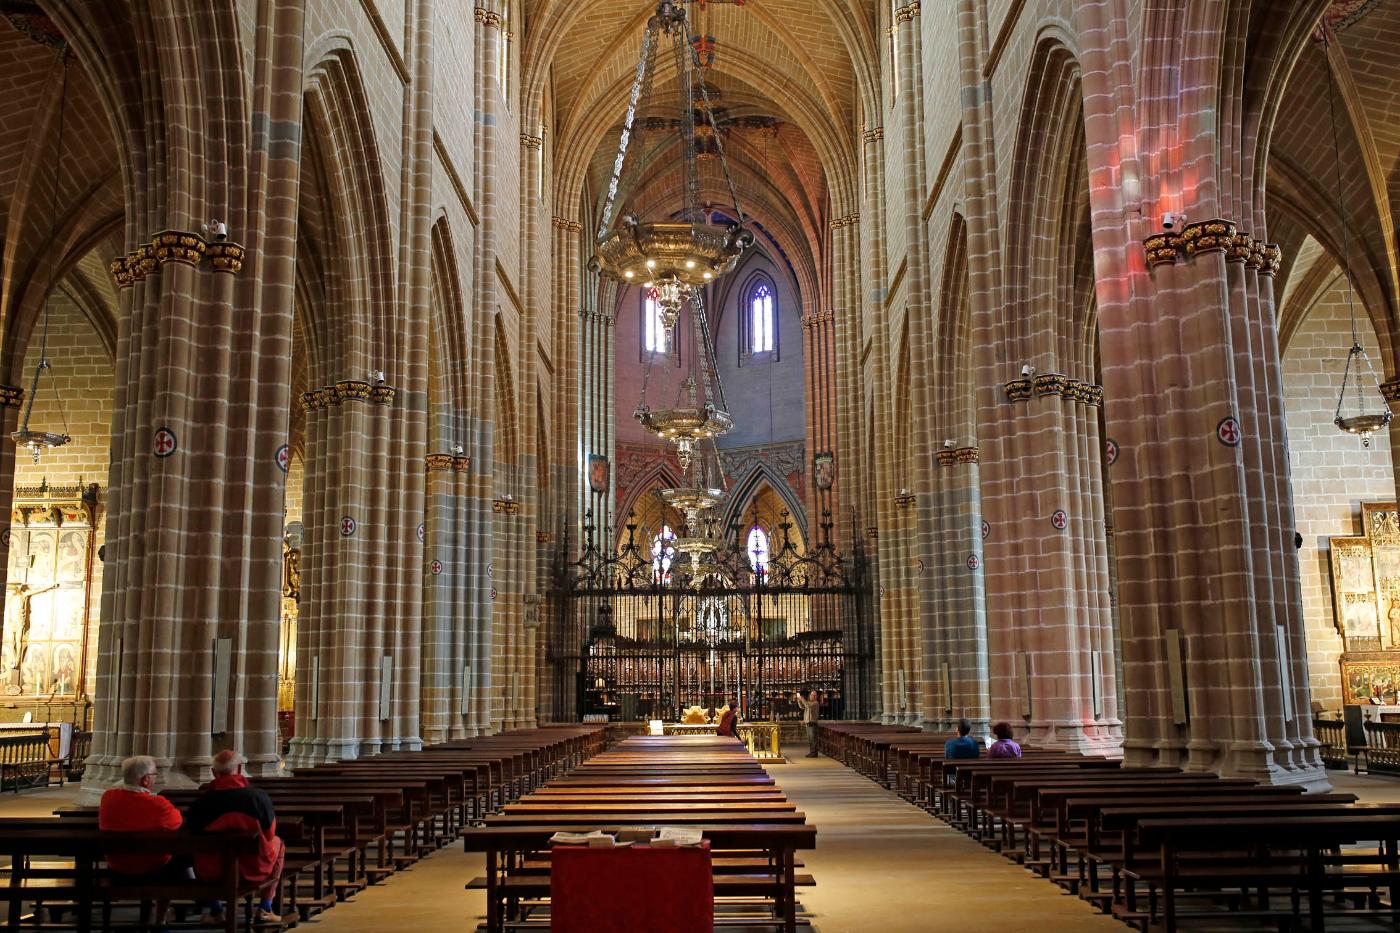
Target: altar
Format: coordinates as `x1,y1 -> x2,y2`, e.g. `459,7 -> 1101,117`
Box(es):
661,721 -> 783,761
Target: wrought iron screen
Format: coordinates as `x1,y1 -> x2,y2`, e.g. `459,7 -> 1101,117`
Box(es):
548,511 -> 872,723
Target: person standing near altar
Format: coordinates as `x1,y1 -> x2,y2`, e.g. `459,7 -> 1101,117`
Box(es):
795,690 -> 821,758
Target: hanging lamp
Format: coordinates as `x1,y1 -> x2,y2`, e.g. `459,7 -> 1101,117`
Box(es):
12,47 -> 72,465
1322,29 -> 1390,448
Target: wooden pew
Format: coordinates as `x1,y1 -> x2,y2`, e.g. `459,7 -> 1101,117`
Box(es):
0,822 -> 260,933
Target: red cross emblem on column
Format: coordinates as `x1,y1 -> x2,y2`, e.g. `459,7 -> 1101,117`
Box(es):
1217,416 -> 1241,447
1104,438 -> 1119,466
966,554 -> 980,571
981,520 -> 991,539
340,516 -> 357,537
1051,509 -> 1068,530
430,559 -> 443,575
490,586 -> 498,601
153,427 -> 177,458
1,528 -> 9,549
275,444 -> 290,473
417,522 -> 426,543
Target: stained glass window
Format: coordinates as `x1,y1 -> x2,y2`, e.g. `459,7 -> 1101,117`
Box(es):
651,524 -> 677,582
746,525 -> 770,574
750,282 -> 774,354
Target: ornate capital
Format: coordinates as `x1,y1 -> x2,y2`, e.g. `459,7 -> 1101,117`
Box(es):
205,241 -> 247,274
300,387 -> 335,412
1260,243 -> 1283,276
1381,379 -> 1400,409
955,445 -> 980,463
1033,373 -> 1067,397
335,380 -> 373,402
1003,378 -> 1033,402
475,7 -> 502,28
1142,232 -> 1182,268
124,245 -> 156,284
829,212 -> 860,229
1180,218 -> 1236,256
536,530 -> 555,544
520,134 -> 543,150
453,454 -> 472,473
108,255 -> 133,288
426,453 -> 455,473
151,229 -> 207,266
1225,231 -> 1254,264
552,216 -> 583,232
369,384 -> 397,405
802,309 -> 835,328
936,448 -> 956,467
894,1 -> 920,23
861,126 -> 884,144
493,497 -> 520,515
0,385 -> 23,409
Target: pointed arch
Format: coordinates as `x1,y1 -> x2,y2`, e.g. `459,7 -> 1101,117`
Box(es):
298,35 -> 395,387
615,460 -> 684,531
429,215 -> 470,449
721,462 -> 808,546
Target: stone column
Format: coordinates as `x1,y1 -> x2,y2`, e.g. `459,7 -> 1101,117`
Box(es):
84,2 -> 304,793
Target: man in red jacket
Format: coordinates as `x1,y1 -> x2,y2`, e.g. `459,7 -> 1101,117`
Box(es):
98,755 -> 186,931
187,750 -> 283,924
98,755 -> 184,874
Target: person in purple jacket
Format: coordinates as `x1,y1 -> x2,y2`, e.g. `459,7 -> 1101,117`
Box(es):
988,721 -> 1022,758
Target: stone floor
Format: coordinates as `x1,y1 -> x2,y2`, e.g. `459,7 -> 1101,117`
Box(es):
7,761 -> 1400,932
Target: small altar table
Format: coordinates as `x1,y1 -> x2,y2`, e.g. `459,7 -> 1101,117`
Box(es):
550,842 -> 712,933
661,721 -> 783,760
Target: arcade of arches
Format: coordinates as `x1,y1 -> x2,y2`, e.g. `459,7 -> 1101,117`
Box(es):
0,0 -> 1398,807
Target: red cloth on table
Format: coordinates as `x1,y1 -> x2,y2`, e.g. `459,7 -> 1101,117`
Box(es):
550,842 -> 712,933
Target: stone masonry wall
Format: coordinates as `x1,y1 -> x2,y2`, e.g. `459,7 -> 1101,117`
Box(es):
11,291 -> 114,697
1284,271 -> 1395,710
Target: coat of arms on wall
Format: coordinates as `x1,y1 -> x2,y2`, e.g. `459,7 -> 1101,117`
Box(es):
588,454 -> 610,496
813,452 -> 834,491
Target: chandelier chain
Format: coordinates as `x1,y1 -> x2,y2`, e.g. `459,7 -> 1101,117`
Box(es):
596,17 -> 659,241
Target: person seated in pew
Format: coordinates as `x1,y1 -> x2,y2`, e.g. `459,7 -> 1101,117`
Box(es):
987,721 -> 1022,759
944,719 -> 980,760
187,750 -> 283,925
99,756 -> 189,932
99,755 -> 185,871
716,700 -> 739,738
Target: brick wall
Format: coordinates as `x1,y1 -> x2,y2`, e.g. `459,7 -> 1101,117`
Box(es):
1283,271 -> 1395,709
11,291 -> 114,695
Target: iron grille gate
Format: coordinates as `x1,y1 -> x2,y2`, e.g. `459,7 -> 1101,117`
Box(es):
547,511 -> 873,724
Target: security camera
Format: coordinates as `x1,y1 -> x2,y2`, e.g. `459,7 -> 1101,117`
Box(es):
369,370 -> 385,385
1162,212 -> 1185,231
943,439 -> 954,450
1021,364 -> 1034,378
203,219 -> 228,241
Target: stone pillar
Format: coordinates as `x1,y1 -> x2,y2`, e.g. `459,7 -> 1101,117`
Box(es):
858,122 -> 895,722
83,3 -> 304,795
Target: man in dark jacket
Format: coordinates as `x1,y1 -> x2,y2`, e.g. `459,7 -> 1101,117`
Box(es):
187,750 -> 283,924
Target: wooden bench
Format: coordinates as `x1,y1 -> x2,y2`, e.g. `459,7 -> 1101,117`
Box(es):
0,822 -> 260,933
464,734 -> 816,933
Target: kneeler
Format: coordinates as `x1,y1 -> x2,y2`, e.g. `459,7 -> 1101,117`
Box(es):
549,842 -> 712,933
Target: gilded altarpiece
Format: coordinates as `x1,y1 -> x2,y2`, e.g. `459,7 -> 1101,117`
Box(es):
1331,502 -> 1400,703
1,488 -> 96,698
